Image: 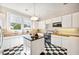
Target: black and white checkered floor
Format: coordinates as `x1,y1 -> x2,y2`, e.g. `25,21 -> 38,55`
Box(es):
2,43 -> 67,55
2,44 -> 25,55
40,43 -> 67,55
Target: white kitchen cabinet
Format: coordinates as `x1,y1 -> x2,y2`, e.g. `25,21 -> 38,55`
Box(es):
62,12 -> 79,28
2,36 -> 24,49
23,38 -> 31,55
52,17 -> 62,23
45,19 -> 52,30
62,36 -> 79,55
67,37 -> 79,55
72,12 -> 79,28
62,14 -> 72,28
32,21 -> 39,29
38,21 -> 45,30
61,36 -> 71,55
51,35 -> 79,55
51,35 -> 62,46
24,38 -> 31,49
31,38 -> 45,55
51,35 -> 69,49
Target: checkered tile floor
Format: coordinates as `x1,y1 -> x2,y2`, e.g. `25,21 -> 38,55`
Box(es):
2,43 -> 67,55
2,44 -> 25,55
40,43 -> 67,55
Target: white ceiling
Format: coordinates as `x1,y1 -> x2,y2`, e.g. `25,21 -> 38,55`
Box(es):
0,3 -> 79,20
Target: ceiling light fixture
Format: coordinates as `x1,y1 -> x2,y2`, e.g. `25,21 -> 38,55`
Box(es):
31,3 -> 39,21
31,16 -> 38,21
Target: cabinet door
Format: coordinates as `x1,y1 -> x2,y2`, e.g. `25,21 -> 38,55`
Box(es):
2,39 -> 11,49
52,17 -> 62,23
51,35 -> 62,46
31,38 -> 45,55
45,19 -> 52,30
32,21 -> 38,29
62,36 -> 79,55
68,37 -> 79,55
61,36 -> 70,55
24,39 -> 31,55
38,21 -> 45,30
72,12 -> 79,28
62,14 -> 72,28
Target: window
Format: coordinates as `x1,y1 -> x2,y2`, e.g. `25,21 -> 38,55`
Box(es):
7,12 -> 22,30
23,18 -> 32,29
10,23 -> 21,30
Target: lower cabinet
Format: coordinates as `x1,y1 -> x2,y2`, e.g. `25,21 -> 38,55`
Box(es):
23,39 -> 31,55
68,37 -> 79,55
62,36 -> 79,55
51,35 -> 79,55
31,38 -> 45,55
51,35 -> 62,47
61,36 -> 71,55
3,36 -> 24,49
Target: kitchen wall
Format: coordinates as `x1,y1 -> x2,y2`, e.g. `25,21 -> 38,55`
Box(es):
37,4 -> 79,30
0,5 -> 33,35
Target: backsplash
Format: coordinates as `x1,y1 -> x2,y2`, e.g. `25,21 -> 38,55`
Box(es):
57,28 -> 79,34
52,28 -> 79,37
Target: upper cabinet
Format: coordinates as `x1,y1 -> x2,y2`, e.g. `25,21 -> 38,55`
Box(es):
51,35 -> 62,47
52,17 -> 62,23
62,14 -> 72,28
62,12 -> 79,28
32,21 -> 39,29
38,21 -> 45,30
37,12 -> 79,29
72,12 -> 79,28
52,12 -> 79,28
51,12 -> 79,28
45,19 -> 52,30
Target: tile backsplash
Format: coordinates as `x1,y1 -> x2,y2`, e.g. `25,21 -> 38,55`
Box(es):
55,28 -> 79,35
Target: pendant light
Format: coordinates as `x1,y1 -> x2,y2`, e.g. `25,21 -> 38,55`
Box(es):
31,3 -> 39,21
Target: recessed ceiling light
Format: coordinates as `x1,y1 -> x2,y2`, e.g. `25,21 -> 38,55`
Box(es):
25,9 -> 28,11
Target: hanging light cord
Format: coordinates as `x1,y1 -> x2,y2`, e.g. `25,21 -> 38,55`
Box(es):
33,3 -> 36,16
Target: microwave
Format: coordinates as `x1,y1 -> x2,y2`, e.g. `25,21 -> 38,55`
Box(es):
52,22 -> 62,27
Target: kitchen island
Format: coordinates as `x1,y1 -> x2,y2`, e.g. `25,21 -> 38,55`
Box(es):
0,33 -> 44,55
